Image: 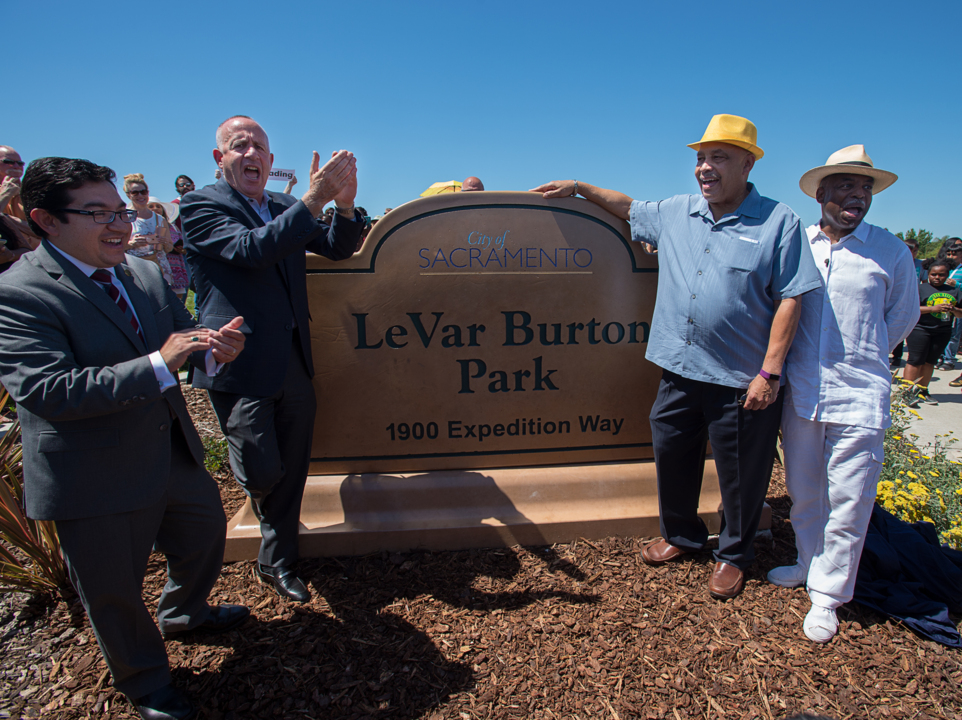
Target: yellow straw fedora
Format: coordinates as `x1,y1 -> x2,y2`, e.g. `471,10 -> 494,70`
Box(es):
799,145 -> 898,198
687,114 -> 764,160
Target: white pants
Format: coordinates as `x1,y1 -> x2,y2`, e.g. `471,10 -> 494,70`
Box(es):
781,402 -> 884,610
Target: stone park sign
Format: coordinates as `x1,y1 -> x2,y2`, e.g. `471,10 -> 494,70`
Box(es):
224,192 -> 740,560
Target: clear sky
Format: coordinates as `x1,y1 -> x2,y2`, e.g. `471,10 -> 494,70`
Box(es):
7,1 -> 960,238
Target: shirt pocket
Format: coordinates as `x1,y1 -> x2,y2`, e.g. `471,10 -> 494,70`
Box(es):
716,234 -> 764,272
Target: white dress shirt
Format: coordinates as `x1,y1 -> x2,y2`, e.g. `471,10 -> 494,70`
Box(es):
49,245 -> 219,390
785,222 -> 921,429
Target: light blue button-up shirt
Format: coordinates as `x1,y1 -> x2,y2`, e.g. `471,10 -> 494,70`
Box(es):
630,184 -> 821,388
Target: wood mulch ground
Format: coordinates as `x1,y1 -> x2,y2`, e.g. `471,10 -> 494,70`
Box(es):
1,389 -> 960,719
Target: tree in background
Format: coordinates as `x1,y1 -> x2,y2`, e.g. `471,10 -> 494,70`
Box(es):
896,229 -> 950,259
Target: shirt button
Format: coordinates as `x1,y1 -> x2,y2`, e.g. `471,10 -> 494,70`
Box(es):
697,271 -> 703,275
691,294 -> 696,299
686,341 -> 691,345
688,318 -> 694,324
705,248 -> 711,253
159,423 -> 169,432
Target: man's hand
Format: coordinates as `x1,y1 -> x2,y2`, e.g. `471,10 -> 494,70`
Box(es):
0,176 -> 21,207
160,328 -> 212,373
209,316 -> 245,364
743,375 -> 779,411
301,150 -> 357,217
530,180 -> 576,199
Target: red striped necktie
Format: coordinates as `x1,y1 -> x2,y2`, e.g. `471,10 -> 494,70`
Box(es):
90,268 -> 145,344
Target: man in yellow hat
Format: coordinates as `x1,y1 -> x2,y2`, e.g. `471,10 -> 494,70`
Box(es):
532,114 -> 820,600
771,146 -> 920,642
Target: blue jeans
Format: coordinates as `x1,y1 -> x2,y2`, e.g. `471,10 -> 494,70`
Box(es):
942,318 -> 962,364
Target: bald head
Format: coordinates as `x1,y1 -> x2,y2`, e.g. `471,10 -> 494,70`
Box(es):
215,115 -> 258,151
212,116 -> 273,199
0,146 -> 24,180
462,176 -> 484,192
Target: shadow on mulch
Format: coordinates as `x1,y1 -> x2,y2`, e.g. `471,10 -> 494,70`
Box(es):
3,391 -> 961,720
157,546 -> 600,719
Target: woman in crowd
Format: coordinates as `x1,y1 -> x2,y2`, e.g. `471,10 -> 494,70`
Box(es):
903,259 -> 962,405
147,197 -> 190,301
123,173 -> 173,284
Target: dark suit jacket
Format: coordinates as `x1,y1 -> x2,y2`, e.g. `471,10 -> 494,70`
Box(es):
0,242 -> 206,521
180,179 -> 361,397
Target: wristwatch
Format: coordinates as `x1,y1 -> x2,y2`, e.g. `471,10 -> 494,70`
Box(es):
758,369 -> 780,381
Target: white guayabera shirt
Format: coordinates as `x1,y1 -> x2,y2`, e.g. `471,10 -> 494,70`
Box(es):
785,222 -> 920,429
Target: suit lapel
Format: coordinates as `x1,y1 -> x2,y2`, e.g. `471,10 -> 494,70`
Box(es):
267,195 -> 293,292
116,262 -> 159,351
221,179 -> 266,228
37,243 -> 148,354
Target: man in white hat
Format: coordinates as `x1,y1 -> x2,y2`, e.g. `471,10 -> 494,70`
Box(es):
533,115 -> 821,600
770,145 -> 920,642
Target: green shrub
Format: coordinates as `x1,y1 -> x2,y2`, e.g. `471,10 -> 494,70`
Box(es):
0,390 -> 71,596
203,436 -> 230,475
878,382 -> 962,548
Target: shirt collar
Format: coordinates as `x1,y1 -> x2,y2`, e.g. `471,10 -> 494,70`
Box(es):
689,183 -> 761,221
810,220 -> 868,244
244,192 -> 270,212
47,241 -> 117,279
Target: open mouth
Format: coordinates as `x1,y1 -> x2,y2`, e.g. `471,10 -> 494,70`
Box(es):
103,237 -> 126,246
243,164 -> 261,181
840,204 -> 864,222
700,175 -> 720,191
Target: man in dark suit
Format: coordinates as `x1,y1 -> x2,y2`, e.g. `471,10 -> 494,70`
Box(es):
0,158 -> 248,720
180,116 -> 362,602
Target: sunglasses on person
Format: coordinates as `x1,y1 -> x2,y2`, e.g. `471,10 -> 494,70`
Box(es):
1,159 -> 25,168
128,188 -> 149,196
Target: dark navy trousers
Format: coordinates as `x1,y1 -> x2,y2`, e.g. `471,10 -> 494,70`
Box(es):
649,370 -> 783,569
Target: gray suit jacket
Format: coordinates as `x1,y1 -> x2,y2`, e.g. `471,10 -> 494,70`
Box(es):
0,242 -> 206,521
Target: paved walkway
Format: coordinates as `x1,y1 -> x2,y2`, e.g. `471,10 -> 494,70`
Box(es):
897,364 -> 962,461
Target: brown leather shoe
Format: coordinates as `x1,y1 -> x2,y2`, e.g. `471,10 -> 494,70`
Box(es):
641,539 -> 690,566
708,561 -> 745,600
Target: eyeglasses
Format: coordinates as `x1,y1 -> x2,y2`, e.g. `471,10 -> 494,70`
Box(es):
60,208 -> 138,224
128,188 -> 149,196
1,159 -> 24,167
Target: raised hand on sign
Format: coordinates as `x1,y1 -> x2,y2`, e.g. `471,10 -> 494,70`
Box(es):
301,150 -> 357,217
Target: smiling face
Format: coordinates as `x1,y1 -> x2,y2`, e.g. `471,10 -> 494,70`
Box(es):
40,182 -> 131,268
0,146 -> 24,181
126,181 -> 149,209
816,173 -> 874,239
694,142 -> 754,217
214,117 -> 273,200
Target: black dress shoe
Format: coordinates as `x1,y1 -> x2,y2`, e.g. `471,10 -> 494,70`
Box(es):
163,603 -> 250,640
258,564 -> 310,602
132,683 -> 196,720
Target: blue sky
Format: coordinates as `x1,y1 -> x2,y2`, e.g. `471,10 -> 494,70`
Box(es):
7,1 -> 960,237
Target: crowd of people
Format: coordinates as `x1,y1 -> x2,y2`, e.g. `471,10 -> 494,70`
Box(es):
0,112 -> 954,719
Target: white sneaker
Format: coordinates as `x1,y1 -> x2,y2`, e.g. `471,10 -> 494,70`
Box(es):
803,605 -> 838,643
767,564 -> 807,588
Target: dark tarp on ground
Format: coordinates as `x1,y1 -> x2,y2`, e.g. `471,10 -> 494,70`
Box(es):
854,504 -> 962,647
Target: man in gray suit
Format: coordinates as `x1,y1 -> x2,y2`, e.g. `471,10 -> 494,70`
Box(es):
0,158 -> 247,720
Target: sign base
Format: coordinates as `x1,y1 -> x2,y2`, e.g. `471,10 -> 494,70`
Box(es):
223,460 -> 770,561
